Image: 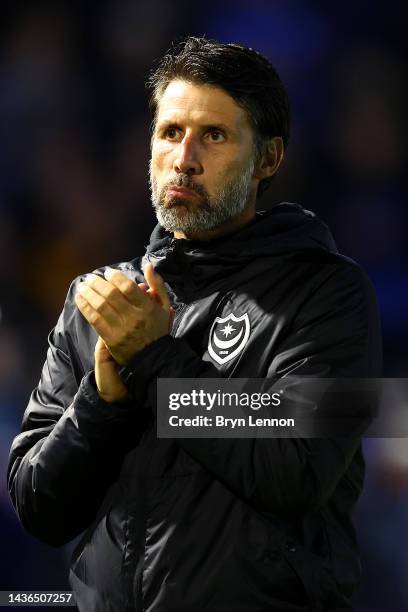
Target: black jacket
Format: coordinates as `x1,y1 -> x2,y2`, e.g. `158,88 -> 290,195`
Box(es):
8,203 -> 382,611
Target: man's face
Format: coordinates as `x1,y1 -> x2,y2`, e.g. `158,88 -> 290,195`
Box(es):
149,80 -> 258,239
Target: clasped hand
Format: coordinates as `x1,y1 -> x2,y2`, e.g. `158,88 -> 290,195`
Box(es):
75,262 -> 172,403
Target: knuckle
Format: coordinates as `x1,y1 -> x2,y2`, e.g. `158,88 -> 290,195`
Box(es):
89,312 -> 99,325
122,280 -> 136,296
95,297 -> 106,313
106,286 -> 119,300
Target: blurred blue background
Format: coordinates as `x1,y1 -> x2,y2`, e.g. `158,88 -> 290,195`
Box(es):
0,1 -> 407,610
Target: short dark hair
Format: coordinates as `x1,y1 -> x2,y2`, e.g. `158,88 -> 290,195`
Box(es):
147,36 -> 290,199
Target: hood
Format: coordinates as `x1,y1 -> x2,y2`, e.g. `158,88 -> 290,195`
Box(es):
142,202 -> 338,296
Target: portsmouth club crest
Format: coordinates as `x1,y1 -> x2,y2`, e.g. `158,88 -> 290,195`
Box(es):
208,312 -> 250,365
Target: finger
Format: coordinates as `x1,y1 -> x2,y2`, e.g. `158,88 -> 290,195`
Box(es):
84,274 -> 135,315
95,336 -> 112,360
146,287 -> 163,305
76,282 -> 120,326
95,335 -> 110,353
144,263 -> 171,311
139,283 -> 161,303
104,268 -> 148,307
74,292 -> 112,341
95,336 -> 105,351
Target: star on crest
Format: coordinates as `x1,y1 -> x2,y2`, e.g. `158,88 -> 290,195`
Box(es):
220,323 -> 236,337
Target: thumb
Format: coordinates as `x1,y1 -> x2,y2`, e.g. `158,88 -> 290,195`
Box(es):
144,262 -> 171,311
95,336 -> 106,352
95,336 -> 115,362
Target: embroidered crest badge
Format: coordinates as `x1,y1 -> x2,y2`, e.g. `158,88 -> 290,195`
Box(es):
208,312 -> 251,365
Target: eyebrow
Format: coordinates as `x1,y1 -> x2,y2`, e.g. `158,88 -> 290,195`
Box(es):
156,120 -> 232,134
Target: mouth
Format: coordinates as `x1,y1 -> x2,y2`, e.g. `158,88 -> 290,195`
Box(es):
166,186 -> 198,199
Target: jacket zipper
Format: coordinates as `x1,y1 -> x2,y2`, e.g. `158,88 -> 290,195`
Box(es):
170,303 -> 191,337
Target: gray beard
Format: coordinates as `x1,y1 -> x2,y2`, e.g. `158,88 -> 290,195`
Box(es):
149,159 -> 255,235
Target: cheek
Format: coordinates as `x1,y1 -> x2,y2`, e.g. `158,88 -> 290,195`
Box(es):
209,161 -> 244,188
151,145 -> 176,183
150,151 -> 165,181
206,146 -> 251,182
152,139 -> 175,164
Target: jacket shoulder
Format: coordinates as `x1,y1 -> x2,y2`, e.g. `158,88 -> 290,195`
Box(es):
288,248 -> 377,298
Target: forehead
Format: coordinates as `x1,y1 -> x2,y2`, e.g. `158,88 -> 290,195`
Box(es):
155,80 -> 251,131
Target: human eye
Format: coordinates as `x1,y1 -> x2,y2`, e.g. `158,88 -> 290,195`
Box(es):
163,126 -> 181,140
206,129 -> 226,143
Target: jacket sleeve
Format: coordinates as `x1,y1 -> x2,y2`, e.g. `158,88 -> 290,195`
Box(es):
7,278 -> 145,547
120,262 -> 383,518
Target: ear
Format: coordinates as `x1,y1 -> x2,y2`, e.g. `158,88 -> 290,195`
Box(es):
253,136 -> 285,180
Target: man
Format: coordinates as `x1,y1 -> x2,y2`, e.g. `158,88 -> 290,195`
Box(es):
8,37 -> 382,611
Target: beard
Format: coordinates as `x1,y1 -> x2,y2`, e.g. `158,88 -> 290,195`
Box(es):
149,157 -> 255,236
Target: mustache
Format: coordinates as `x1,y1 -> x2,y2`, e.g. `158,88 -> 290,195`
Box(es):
166,174 -> 207,197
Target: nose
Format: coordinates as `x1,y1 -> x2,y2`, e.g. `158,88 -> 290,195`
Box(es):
173,134 -> 203,176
